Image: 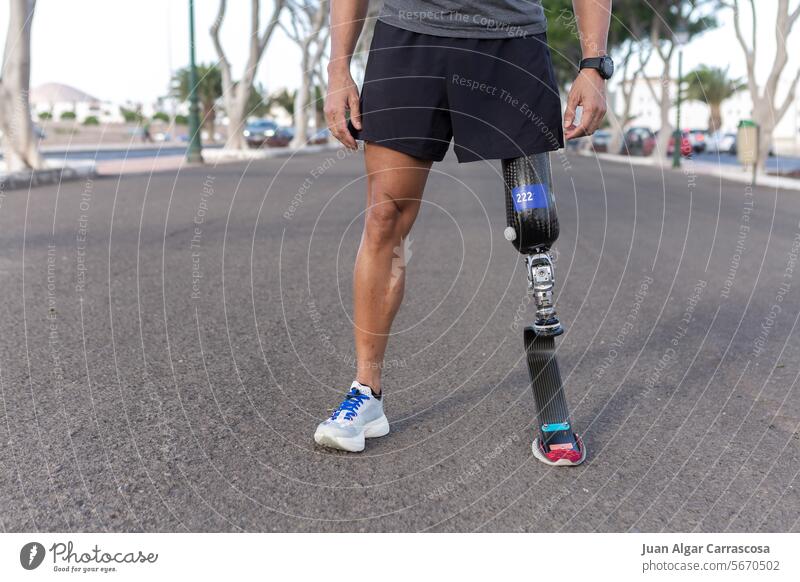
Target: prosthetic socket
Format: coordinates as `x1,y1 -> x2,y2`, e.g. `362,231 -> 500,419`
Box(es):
502,152 -> 562,336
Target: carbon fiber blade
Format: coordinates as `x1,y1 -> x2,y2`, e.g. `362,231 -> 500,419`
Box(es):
524,326 -> 577,449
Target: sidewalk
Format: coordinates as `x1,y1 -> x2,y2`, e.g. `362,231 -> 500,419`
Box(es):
0,143 -> 343,188
583,151 -> 800,191
95,142 -> 340,176
0,159 -> 95,190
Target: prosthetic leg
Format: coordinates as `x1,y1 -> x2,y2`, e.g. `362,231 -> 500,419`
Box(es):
503,153 -> 585,466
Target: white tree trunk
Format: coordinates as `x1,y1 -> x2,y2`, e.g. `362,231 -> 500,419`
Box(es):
644,65 -> 673,164
752,101 -> 775,169
729,0 -> 800,173
291,50 -> 311,148
211,0 -> 284,151
225,82 -> 250,150
655,84 -> 673,163
0,0 -> 44,171
608,41 -> 651,155
284,0 -> 329,149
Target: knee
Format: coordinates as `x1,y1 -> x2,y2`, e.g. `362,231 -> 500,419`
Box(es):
364,199 -> 401,247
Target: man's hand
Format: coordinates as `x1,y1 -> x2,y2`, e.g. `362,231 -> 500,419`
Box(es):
563,69 -> 607,140
325,67 -> 361,149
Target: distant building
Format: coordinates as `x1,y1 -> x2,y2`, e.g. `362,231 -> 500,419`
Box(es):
30,82 -> 123,123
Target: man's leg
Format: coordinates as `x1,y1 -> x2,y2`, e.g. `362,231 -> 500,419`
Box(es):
354,143 -> 432,393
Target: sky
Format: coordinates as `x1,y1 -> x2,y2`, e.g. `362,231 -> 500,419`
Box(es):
0,0 -> 798,105
0,0 -> 304,103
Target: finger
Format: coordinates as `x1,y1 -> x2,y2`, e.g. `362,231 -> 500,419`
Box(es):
326,101 -> 356,149
336,114 -> 357,149
585,105 -> 606,135
563,92 -> 579,129
327,110 -> 346,145
581,107 -> 600,136
348,91 -> 362,131
564,123 -> 588,141
324,103 -> 337,133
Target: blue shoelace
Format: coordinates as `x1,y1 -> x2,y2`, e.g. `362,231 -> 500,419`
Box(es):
330,388 -> 369,421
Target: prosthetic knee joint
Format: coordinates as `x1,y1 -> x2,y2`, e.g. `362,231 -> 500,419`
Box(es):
502,152 -> 562,336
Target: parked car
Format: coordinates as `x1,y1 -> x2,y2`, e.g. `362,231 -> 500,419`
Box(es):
266,126 -> 294,148
591,129 -> 612,152
243,119 -> 278,148
686,128 -> 707,153
621,126 -> 656,156
666,130 -> 693,157
310,127 -> 331,145
704,131 -> 737,154
721,133 -> 776,157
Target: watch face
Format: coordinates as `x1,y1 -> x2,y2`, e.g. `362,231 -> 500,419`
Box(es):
601,57 -> 614,79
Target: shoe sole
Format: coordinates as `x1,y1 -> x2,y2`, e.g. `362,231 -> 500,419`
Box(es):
314,415 -> 390,453
531,435 -> 587,466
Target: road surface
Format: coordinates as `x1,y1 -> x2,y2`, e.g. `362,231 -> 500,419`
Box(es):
0,148 -> 798,532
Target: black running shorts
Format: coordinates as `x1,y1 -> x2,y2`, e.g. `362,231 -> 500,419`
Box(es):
349,20 -> 564,163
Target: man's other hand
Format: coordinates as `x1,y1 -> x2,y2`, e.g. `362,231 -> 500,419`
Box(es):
563,69 -> 607,140
325,68 -> 361,149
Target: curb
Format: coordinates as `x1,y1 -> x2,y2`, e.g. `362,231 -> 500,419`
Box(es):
202,142 -> 339,163
579,151 -> 800,192
0,161 -> 96,191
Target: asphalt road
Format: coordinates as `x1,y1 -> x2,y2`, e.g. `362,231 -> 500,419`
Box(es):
0,148 -> 798,532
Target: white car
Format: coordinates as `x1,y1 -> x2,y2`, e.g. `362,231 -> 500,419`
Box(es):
705,132 -> 736,154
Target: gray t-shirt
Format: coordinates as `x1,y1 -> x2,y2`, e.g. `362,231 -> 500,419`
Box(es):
378,0 -> 547,38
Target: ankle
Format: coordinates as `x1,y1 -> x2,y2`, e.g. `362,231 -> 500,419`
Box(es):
356,378 -> 381,395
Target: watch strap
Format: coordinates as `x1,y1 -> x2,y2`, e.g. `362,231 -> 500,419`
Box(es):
580,57 -> 604,69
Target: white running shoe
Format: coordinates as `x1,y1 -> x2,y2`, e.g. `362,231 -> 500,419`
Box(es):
314,381 -> 390,452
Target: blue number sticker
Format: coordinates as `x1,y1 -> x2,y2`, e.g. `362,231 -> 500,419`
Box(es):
511,183 -> 549,212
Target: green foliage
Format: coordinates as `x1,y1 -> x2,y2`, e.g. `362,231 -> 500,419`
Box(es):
60,111 -> 76,120
543,0 -> 584,90
152,111 -> 170,122
171,63 -> 222,133
171,63 -> 223,111
544,0 -> 717,91
544,0 -> 652,90
174,114 -> 188,125
268,88 -> 296,118
313,85 -> 325,113
38,111 -> 53,120
683,65 -> 743,105
647,0 -> 718,43
120,107 -> 143,123
82,116 -> 100,126
244,83 -> 271,117
683,64 -> 743,130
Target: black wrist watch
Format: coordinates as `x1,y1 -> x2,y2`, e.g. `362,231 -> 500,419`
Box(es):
580,56 -> 614,80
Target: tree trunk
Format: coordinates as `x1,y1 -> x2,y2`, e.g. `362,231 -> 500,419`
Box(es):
708,103 -> 722,133
609,92 -> 635,155
752,101 -> 774,173
223,83 -> 250,150
0,0 -> 44,171
211,0 -> 285,151
727,0 -> 800,174
656,98 -> 672,163
648,66 -> 673,164
315,105 -> 326,136
202,104 -> 217,142
291,49 -> 311,148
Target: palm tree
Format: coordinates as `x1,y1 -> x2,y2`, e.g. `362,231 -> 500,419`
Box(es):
267,88 -> 296,121
171,64 -> 223,140
684,66 -> 744,132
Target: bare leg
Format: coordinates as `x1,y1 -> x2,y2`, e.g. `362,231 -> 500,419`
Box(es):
354,143 -> 432,393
